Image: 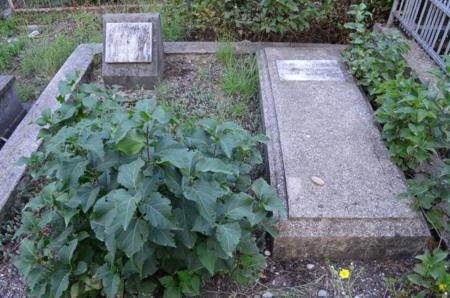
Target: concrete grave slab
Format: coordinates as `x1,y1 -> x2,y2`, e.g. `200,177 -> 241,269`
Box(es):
257,47 -> 430,259
0,76 -> 26,145
102,13 -> 164,89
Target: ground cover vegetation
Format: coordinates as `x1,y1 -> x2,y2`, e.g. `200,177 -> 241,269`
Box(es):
12,69 -> 285,297
343,3 -> 450,297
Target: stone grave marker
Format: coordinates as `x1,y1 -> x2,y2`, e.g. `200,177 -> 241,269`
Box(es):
0,76 -> 26,147
102,13 -> 164,89
257,47 -> 430,259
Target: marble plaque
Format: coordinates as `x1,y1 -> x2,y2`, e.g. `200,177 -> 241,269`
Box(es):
276,60 -> 345,81
105,22 -> 153,63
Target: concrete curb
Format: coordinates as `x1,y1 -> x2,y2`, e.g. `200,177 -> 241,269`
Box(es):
0,44 -> 101,220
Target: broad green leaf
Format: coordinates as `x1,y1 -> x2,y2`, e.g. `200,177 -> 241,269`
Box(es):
58,157 -> 88,187
183,179 -> 224,223
158,148 -> 199,176
117,158 -> 145,190
117,219 -> 149,257
196,241 -> 216,275
111,189 -> 141,230
174,206 -> 198,249
139,192 -> 173,229
113,129 -> 145,155
178,270 -> 200,297
95,264 -> 121,298
51,270 -> 70,298
159,276 -> 181,298
58,239 -> 78,264
196,157 -> 235,175
222,193 -> 254,220
70,183 -> 100,213
149,226 -> 176,247
216,223 -> 241,257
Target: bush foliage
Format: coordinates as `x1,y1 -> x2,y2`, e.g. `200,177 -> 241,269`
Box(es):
344,3 -> 450,296
15,76 -> 285,297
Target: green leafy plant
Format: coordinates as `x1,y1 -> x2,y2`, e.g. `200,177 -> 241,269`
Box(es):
164,0 -> 331,39
374,77 -> 447,170
342,3 -> 410,100
400,161 -> 450,234
14,76 -> 285,297
0,38 -> 26,71
407,249 -> 450,297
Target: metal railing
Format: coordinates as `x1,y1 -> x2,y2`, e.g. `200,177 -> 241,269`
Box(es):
388,0 -> 450,72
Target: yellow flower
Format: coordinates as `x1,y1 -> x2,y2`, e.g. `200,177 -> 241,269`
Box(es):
439,284 -> 447,292
339,269 -> 350,279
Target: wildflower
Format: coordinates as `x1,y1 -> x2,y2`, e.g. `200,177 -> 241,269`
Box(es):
339,269 -> 350,279
439,284 -> 447,292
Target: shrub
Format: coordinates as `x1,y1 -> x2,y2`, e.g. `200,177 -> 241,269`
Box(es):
164,0 -> 332,39
374,77 -> 447,170
343,3 -> 449,171
342,3 -> 410,100
15,77 -> 285,297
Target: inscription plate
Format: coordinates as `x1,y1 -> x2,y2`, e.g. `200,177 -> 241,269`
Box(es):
276,60 -> 345,81
105,22 -> 153,63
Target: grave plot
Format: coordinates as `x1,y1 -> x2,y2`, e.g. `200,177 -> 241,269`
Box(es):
258,47 -> 431,259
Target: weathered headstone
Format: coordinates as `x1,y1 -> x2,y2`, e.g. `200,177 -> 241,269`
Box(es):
0,76 -> 26,147
258,47 -> 430,259
102,13 -> 164,89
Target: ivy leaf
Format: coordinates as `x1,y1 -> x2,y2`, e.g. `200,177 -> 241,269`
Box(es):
139,192 -> 173,229
111,189 -> 142,230
196,157 -> 235,175
117,219 -> 149,257
113,129 -> 145,155
183,179 -> 224,223
216,223 -> 241,257
117,158 -> 145,190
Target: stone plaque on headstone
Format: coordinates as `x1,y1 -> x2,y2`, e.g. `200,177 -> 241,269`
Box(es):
102,13 -> 164,90
105,22 -> 153,63
276,60 -> 345,81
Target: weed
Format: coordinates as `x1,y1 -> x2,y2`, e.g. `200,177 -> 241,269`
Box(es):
327,262 -> 362,298
16,83 -> 38,102
216,42 -> 236,66
383,277 -> 412,298
0,17 -> 18,38
71,12 -> 102,43
221,55 -> 258,100
0,38 -> 26,71
21,34 -> 77,78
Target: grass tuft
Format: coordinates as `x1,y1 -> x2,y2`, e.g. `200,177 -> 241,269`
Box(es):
0,38 -> 27,71
221,55 -> 258,100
